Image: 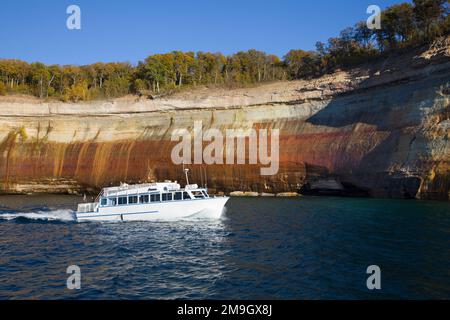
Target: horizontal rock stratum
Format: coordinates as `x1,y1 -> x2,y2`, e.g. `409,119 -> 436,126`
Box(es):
1,38 -> 449,200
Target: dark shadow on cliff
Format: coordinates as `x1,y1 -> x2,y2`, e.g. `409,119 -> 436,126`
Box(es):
306,72 -> 448,129
296,163 -> 370,197
301,50 -> 450,199
305,45 -> 450,129
353,129 -> 423,198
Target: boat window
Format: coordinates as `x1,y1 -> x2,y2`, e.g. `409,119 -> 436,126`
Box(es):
139,195 -> 149,204
101,198 -> 107,206
192,191 -> 205,199
118,197 -> 128,205
162,193 -> 173,201
128,195 -> 138,204
174,192 -> 182,200
150,194 -> 160,202
183,192 -> 191,200
108,198 -> 117,206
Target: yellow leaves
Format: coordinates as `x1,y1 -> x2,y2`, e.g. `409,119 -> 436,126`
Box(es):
0,82 -> 5,96
62,81 -> 90,102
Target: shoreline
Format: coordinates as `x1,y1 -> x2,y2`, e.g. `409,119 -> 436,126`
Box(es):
1,191 -> 450,203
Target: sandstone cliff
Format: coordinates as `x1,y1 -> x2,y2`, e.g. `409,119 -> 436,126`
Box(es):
0,38 -> 449,200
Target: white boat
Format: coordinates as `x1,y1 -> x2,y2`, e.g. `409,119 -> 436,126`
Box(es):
76,179 -> 229,222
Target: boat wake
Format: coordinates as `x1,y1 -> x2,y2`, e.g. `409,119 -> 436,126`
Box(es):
0,205 -> 228,223
0,209 -> 77,222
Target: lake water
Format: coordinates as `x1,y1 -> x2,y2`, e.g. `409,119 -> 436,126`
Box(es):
0,195 -> 449,299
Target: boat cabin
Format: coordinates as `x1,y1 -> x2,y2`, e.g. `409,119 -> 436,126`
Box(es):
98,182 -> 210,208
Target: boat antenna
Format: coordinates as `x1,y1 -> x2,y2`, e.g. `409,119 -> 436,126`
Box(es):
184,168 -> 190,186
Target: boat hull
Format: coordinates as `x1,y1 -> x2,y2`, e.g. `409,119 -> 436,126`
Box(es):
76,197 -> 229,222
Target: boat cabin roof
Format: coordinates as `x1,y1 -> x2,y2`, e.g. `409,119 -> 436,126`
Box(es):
102,182 -> 203,197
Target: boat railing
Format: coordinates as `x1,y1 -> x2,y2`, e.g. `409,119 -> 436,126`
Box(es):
94,189 -> 104,203
103,183 -> 159,197
102,182 -> 185,197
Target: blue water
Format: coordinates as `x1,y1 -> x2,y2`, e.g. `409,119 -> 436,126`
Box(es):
0,195 -> 449,299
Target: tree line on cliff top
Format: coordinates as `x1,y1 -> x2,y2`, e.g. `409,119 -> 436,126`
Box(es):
0,0 -> 448,101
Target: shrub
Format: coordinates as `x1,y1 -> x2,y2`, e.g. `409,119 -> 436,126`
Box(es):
62,81 -> 90,102
103,77 -> 131,98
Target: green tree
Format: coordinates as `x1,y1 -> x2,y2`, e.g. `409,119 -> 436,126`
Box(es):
284,50 -> 320,79
413,0 -> 447,39
195,52 -> 226,85
354,22 -> 374,48
103,77 -> 130,98
142,55 -> 169,93
379,3 -> 415,49
30,62 -> 50,98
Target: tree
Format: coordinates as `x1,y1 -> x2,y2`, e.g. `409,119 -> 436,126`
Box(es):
142,55 -> 168,92
246,49 -> 266,82
354,22 -> 374,48
0,60 -> 30,90
413,0 -> 447,39
62,80 -> 90,102
30,62 -> 50,98
46,65 -> 61,98
339,27 -> 356,55
172,51 -> 195,86
379,3 -> 415,49
132,78 -> 147,94
443,9 -> 450,34
103,77 -> 130,98
265,54 -> 286,81
392,3 -> 415,43
284,50 -> 320,79
0,82 -> 5,95
195,52 -> 226,85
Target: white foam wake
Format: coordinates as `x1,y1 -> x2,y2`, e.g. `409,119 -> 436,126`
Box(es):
0,209 -> 76,222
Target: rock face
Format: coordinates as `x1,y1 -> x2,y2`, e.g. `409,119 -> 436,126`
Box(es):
0,38 -> 449,200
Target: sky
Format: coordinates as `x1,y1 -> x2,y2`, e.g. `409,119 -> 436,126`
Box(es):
0,0 -> 408,65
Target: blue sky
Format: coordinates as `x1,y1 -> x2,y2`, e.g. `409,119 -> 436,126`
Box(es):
0,0 -> 407,65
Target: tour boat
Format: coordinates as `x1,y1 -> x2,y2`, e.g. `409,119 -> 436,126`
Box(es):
76,172 -> 229,222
